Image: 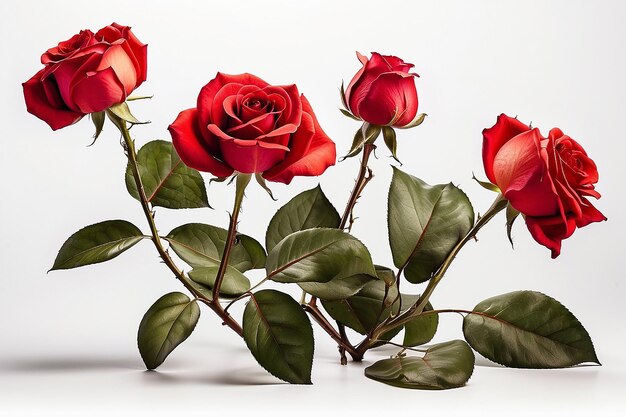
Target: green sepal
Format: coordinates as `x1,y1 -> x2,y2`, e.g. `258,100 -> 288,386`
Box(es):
340,108 -> 360,121
397,113 -> 427,129
89,111 -> 106,145
107,102 -> 147,125
382,125 -> 400,164
341,122 -> 381,161
339,81 -> 351,113
126,95 -> 154,101
255,173 -> 277,201
505,202 -> 521,247
472,172 -> 500,193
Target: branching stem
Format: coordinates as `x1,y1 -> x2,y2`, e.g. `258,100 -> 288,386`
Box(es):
114,114 -> 243,336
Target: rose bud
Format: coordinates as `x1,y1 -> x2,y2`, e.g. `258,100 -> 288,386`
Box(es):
343,52 -> 419,127
483,114 -> 606,258
23,23 -> 147,130
168,72 -> 336,184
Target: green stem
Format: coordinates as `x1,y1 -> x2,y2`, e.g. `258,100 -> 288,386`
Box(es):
302,297 -> 362,361
212,173 -> 251,300
112,113 -> 244,336
356,193 -> 508,355
339,142 -> 376,231
306,142 -> 376,363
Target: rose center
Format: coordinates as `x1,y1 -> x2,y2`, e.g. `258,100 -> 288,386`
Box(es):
245,98 -> 266,111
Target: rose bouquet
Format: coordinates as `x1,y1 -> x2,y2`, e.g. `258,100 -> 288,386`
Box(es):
23,23 -> 605,389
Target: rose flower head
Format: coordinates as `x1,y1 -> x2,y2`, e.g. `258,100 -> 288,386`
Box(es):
169,72 -> 336,184
23,23 -> 147,130
483,114 -> 606,258
343,52 -> 419,127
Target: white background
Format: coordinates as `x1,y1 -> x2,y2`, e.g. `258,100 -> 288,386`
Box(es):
1,0 -> 625,415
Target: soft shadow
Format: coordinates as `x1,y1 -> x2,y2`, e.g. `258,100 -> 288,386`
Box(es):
140,367 -> 284,386
2,356 -> 141,373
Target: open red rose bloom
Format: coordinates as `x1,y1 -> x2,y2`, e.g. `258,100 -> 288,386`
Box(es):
169,73 -> 336,184
23,23 -> 147,130
483,114 -> 606,257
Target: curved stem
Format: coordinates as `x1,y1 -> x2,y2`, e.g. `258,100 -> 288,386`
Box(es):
305,142 -> 376,363
212,173 -> 251,300
114,114 -> 243,336
303,298 -> 362,361
339,142 -> 376,231
356,193 -> 508,356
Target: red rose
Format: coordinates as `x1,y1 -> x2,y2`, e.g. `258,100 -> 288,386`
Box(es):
168,72 -> 336,184
23,23 -> 147,130
343,52 -> 419,127
483,114 -> 606,258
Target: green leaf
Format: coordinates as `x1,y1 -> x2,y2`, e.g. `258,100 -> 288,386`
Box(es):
463,291 -> 599,368
125,140 -> 209,209
137,292 -> 200,370
165,223 -> 266,272
51,220 -> 145,270
382,126 -> 400,164
299,273 -> 375,301
107,101 -> 145,124
365,340 -> 475,390
265,185 -> 340,253
375,265 -> 396,287
321,279 -> 398,335
90,111 -> 105,144
243,289 -> 314,384
188,266 -> 251,298
403,303 -> 439,347
265,228 -> 376,284
388,168 -> 474,284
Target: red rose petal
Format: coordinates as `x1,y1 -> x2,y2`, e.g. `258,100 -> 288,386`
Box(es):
96,43 -> 137,96
212,127 -> 287,174
357,71 -> 418,127
23,68 -> 84,130
494,129 -> 560,217
70,66 -> 126,113
263,95 -> 336,184
525,214 -> 578,259
576,199 -> 607,227
344,51 -> 369,114
198,73 -> 268,130
169,108 -> 233,177
482,114 -> 531,184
